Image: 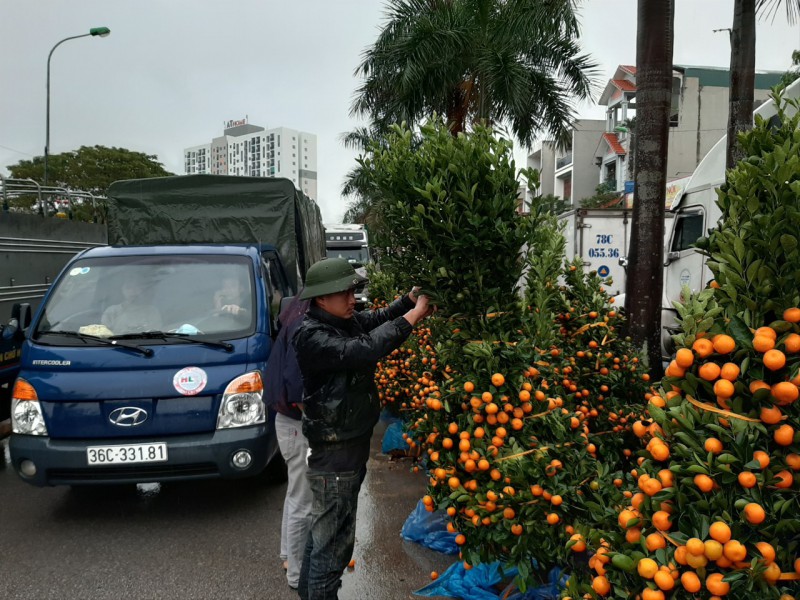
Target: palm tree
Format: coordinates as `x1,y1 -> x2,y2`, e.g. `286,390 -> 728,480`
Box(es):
340,126 -> 391,225
625,0 -> 675,376
351,0 -> 599,148
727,0 -> 756,169
727,0 -> 800,168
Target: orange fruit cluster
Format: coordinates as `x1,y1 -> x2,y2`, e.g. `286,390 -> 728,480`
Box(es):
597,314 -> 800,599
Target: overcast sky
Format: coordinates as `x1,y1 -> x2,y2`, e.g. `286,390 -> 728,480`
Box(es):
1,1 -> 798,222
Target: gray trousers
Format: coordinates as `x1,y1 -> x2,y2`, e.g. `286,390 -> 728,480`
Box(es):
276,412 -> 313,588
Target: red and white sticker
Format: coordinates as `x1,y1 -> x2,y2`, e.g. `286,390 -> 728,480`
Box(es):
173,367 -> 208,396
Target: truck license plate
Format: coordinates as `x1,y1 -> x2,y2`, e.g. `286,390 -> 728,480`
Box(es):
87,443 -> 168,465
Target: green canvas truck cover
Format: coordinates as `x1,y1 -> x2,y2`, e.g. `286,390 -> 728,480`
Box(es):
106,174 -> 325,291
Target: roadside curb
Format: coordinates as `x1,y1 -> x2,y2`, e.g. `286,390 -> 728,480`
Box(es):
0,419 -> 11,440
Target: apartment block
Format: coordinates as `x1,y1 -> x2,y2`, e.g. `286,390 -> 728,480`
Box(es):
184,118 -> 318,200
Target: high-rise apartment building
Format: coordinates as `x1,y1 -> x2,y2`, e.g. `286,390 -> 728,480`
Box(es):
184,118 -> 318,199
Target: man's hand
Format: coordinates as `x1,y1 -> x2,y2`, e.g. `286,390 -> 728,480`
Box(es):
408,286 -> 422,304
221,304 -> 245,316
404,294 -> 433,326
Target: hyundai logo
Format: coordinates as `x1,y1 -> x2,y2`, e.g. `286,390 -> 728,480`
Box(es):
109,407 -> 148,427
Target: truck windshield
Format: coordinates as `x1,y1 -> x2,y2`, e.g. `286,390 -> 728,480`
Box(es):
326,247 -> 369,264
34,255 -> 256,341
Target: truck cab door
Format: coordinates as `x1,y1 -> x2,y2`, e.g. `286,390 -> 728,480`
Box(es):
260,250 -> 292,336
664,206 -> 707,302
662,206 -> 707,355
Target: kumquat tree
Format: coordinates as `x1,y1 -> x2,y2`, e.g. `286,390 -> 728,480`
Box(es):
569,90 -> 800,600
359,120 -> 650,592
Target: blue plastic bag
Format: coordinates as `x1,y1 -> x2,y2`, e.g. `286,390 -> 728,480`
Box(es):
381,421 -> 408,454
380,408 -> 402,423
504,567 -> 567,600
415,561 -> 565,600
401,499 -> 460,555
414,560 -> 518,599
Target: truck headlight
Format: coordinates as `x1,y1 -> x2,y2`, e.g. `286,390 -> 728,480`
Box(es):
11,378 -> 48,436
216,371 -> 265,429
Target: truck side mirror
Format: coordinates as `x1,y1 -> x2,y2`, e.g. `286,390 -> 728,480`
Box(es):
11,303 -> 32,329
4,303 -> 31,342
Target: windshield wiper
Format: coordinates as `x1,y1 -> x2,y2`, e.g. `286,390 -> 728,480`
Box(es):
110,331 -> 234,352
37,331 -> 153,357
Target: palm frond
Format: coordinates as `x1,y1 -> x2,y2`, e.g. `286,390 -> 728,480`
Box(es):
757,0 -> 800,24
351,0 -> 595,151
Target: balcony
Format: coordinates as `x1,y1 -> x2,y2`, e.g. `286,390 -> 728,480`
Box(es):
556,153 -> 573,170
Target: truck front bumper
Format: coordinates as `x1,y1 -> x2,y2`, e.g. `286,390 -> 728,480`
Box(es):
9,425 -> 277,487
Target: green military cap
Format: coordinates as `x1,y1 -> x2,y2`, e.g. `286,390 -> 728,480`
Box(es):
299,258 -> 369,300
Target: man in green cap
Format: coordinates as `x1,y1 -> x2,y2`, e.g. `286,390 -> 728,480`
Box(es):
292,257 -> 431,600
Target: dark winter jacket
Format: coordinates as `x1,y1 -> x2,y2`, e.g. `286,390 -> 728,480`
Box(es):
292,296 -> 415,447
264,297 -> 309,420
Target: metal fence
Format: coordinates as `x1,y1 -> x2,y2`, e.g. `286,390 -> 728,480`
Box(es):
0,175 -> 105,222
0,176 -> 108,320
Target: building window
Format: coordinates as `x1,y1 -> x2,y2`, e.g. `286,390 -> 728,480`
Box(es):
604,162 -> 617,190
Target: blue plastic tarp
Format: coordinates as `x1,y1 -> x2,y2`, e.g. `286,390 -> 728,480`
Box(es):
401,499 -> 460,555
504,568 -> 567,600
382,421 -> 408,454
414,561 -> 565,600
414,561 -> 518,600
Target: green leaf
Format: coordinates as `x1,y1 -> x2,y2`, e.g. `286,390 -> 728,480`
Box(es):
728,316 -> 753,349
781,233 -> 798,252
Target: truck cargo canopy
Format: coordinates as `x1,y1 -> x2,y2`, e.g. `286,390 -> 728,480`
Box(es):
106,175 -> 325,291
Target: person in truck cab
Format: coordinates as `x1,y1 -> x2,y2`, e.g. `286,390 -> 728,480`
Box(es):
101,277 -> 162,335
291,257 -> 432,600
214,276 -> 249,316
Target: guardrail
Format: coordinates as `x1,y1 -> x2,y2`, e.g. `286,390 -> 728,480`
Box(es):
0,235 -> 105,307
0,175 -> 104,221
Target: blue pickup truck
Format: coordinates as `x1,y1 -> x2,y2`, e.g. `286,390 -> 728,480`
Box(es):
8,175 -> 325,486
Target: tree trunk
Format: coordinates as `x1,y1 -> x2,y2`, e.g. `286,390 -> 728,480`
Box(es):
446,82 -> 470,137
625,0 -> 675,378
726,0 -> 756,169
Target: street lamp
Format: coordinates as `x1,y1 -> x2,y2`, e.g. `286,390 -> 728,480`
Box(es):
44,27 -> 111,186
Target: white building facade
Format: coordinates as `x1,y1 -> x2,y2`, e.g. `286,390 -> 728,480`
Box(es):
528,64 -> 784,209
527,119 -> 607,206
184,118 -> 318,200
597,64 -> 783,196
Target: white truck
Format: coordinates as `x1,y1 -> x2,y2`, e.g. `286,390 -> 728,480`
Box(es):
630,77 -> 800,357
324,223 -> 371,305
560,208 -> 633,296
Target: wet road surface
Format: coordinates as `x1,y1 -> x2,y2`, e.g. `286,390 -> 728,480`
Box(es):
0,420 -> 454,600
